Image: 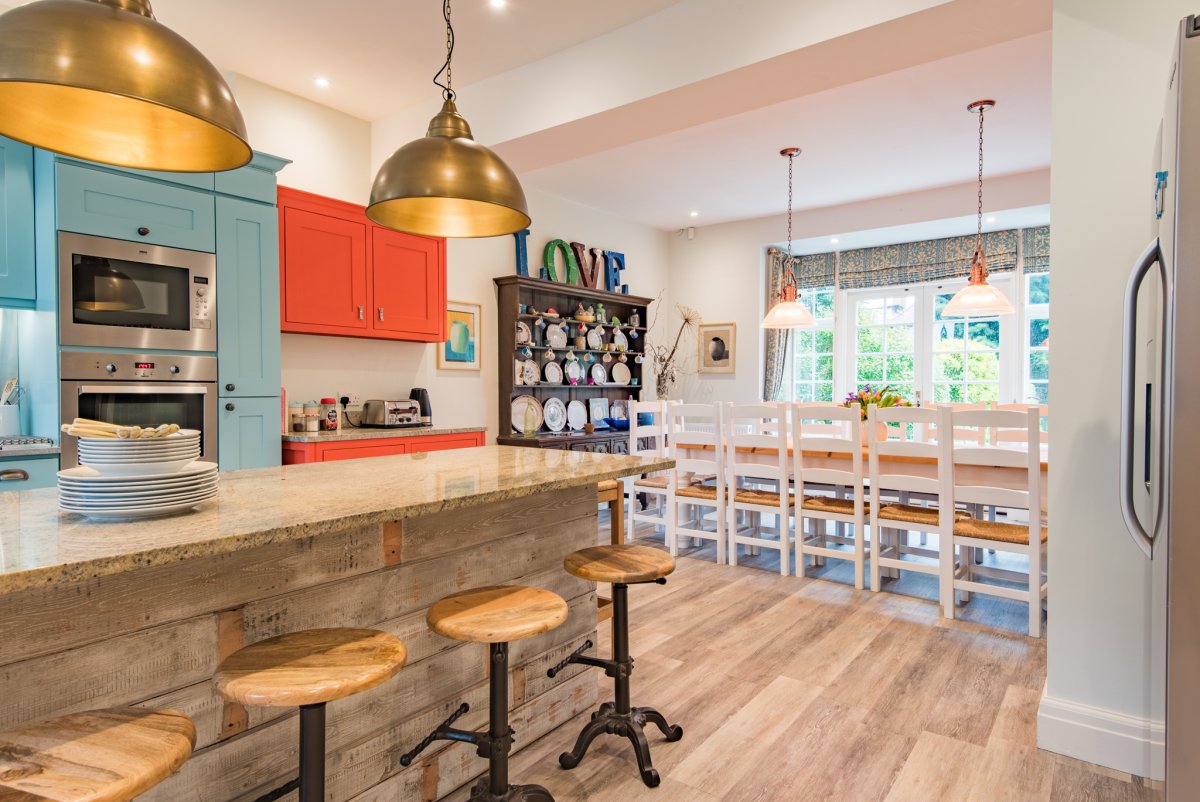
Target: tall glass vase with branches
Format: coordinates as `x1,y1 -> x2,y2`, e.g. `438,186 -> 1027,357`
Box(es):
647,303 -> 700,399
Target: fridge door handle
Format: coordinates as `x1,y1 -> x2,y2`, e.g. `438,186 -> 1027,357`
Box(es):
1120,238 -> 1165,558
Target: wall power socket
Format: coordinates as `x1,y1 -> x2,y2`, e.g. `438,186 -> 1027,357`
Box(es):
337,392 -> 363,408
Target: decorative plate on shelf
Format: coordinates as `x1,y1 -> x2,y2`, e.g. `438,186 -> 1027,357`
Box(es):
590,363 -> 608,384
510,395 -> 544,433
586,327 -> 604,350
564,359 -> 584,384
612,329 -> 629,351
611,400 -> 628,420
546,324 -> 568,349
543,397 -> 568,432
611,362 -> 632,386
567,400 -> 588,431
543,360 -> 564,385
521,359 -> 540,386
515,320 -> 532,345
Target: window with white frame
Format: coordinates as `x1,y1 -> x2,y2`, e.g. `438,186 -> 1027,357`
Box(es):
932,290 -> 1002,405
780,286 -> 834,402
852,291 -> 915,400
1025,272 -> 1050,404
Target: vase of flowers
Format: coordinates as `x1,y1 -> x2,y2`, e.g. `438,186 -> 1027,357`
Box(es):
648,303 -> 700,399
843,384 -> 912,444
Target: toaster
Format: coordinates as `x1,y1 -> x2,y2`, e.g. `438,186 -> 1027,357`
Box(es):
361,399 -> 424,428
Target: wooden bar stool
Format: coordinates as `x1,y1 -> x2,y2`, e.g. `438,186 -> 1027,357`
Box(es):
214,628 -> 407,802
0,707 -> 194,800
404,585 -> 568,802
551,544 -> 682,787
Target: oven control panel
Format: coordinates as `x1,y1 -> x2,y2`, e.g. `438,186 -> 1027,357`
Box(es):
59,351 -> 217,383
192,276 -> 212,329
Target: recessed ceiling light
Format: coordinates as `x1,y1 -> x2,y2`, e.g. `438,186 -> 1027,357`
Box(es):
689,211 -> 699,217
489,0 -> 506,8
830,237 -> 839,244
314,76 -> 330,89
986,215 -> 996,223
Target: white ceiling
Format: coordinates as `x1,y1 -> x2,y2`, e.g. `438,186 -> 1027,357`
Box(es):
520,32 -> 1052,230
148,0 -> 686,121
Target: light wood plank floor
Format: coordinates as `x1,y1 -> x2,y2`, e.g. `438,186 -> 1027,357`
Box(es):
445,516 -> 1163,802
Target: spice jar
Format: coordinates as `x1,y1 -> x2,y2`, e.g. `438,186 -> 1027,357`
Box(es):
288,404 -> 304,432
304,413 -> 320,432
319,397 -> 339,431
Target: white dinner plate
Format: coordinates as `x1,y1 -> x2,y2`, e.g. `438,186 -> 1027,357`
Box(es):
84,457 -> 200,476
60,488 -> 218,509
511,395 -> 544,433
59,478 -> 219,500
567,400 -> 587,431
61,497 -> 218,521
543,361 -> 564,385
58,476 -> 218,494
76,431 -> 200,448
521,359 -> 540,386
612,329 -> 629,351
590,363 -> 608,384
611,362 -> 632,385
546,324 -> 568,349
586,328 -> 604,350
80,444 -> 200,457
515,320 -> 532,344
564,360 -> 584,384
57,461 -> 218,484
543,398 -> 567,432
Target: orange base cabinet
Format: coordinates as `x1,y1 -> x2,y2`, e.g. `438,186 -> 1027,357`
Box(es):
282,431 -> 485,465
278,186 -> 446,342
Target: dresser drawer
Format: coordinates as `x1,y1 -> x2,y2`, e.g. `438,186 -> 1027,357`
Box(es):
0,455 -> 58,492
57,163 -> 216,252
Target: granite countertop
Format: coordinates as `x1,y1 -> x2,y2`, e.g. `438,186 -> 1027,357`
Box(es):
282,425 -> 485,443
0,445 -> 672,593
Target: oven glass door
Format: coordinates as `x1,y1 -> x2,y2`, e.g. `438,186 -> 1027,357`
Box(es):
71,254 -> 194,331
64,383 -> 214,468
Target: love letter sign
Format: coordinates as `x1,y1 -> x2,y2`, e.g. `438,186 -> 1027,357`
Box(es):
512,229 -> 627,294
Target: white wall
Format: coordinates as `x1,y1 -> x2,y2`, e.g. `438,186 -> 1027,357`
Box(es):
230,74 -> 372,204
282,186 -> 670,439
665,169 -> 1049,402
1036,0 -> 1193,780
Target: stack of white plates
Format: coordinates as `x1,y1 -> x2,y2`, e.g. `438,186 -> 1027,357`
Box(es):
77,429 -> 202,476
58,461 -> 219,520
61,430 -> 217,519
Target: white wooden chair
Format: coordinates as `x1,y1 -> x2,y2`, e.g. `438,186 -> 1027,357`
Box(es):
726,403 -> 792,576
867,404 -> 960,608
991,404 -> 1049,444
666,403 -> 726,563
921,402 -> 986,444
943,407 -> 1047,637
627,400 -> 672,544
793,403 -> 869,589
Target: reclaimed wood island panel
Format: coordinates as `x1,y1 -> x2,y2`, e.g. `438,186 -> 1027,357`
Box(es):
0,445 -> 671,801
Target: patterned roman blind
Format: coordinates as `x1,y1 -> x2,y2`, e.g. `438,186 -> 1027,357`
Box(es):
795,252 -> 836,289
837,229 -> 1020,290
1023,225 -> 1051,273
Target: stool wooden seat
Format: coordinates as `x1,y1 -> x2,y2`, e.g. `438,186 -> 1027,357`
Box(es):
564,544 -> 675,585
428,585 -> 568,644
215,628 -> 406,802
0,707 -> 194,802
215,628 -> 408,707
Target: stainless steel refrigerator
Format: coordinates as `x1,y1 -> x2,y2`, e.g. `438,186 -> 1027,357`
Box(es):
1121,15 -> 1200,800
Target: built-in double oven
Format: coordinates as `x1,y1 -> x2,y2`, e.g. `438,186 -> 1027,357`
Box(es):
58,233 -> 219,469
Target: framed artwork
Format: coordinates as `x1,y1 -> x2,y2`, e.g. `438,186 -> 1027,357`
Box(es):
589,397 -> 610,427
439,300 -> 482,371
697,322 -> 736,374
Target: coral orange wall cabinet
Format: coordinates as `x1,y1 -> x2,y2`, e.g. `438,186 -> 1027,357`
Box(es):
281,432 -> 485,465
278,186 -> 446,342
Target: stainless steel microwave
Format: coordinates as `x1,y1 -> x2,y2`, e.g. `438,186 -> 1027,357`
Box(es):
58,232 -> 216,352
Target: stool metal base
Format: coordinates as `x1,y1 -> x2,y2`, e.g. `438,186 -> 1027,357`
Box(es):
558,701 -> 682,787
466,777 -> 555,802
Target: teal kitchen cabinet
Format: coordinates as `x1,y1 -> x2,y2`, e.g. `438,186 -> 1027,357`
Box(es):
0,455 -> 58,492
0,136 -> 36,307
218,396 -> 281,471
56,162 -> 216,252
217,197 -> 280,397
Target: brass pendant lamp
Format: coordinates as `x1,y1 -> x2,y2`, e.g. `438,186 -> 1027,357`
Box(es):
762,147 -> 817,329
943,99 -> 1015,318
0,0 -> 250,172
368,0 -> 530,238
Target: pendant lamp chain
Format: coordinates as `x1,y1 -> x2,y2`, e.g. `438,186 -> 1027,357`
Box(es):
433,0 -> 456,101
786,147 -> 795,273
976,100 -> 985,244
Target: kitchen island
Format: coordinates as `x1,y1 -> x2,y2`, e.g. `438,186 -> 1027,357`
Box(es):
0,445 -> 671,801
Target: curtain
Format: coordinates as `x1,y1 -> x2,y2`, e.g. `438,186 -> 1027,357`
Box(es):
1023,225 -> 1051,273
838,229 -> 1019,289
762,248 -> 789,401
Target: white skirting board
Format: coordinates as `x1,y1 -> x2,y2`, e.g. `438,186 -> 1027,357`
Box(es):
1037,691 -> 1165,780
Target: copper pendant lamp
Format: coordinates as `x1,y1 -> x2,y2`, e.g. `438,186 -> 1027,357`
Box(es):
368,0 -> 530,238
762,147 -> 817,329
943,99 -> 1015,318
0,0 -> 250,172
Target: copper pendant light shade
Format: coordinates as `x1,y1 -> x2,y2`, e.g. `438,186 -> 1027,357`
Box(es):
367,99 -> 530,238
0,0 -> 251,172
368,0 -> 530,238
